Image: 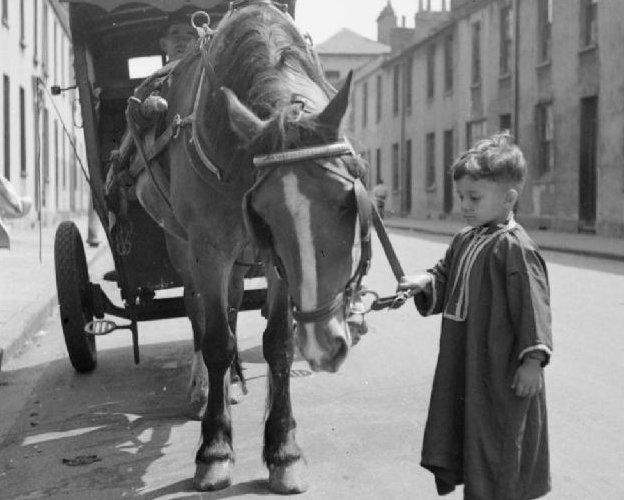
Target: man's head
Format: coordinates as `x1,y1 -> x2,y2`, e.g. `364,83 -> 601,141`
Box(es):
451,131 -> 526,227
159,22 -> 197,61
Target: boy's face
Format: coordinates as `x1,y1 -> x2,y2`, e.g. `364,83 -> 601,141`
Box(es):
159,23 -> 197,61
455,177 -> 516,227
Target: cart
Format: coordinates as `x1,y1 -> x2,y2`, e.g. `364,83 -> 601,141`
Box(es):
54,0 -> 296,373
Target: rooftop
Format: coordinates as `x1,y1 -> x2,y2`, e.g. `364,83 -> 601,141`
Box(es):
316,28 -> 391,56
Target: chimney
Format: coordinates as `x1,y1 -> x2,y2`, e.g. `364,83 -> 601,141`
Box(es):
442,0 -> 447,10
418,0 -> 423,13
402,15 -> 406,27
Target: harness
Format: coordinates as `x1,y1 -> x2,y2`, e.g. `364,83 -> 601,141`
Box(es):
120,0 -> 408,321
251,139 -> 372,323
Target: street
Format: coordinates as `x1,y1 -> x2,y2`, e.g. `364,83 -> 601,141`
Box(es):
1,229 -> 623,499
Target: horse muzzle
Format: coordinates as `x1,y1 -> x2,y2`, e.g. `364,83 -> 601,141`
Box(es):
295,317 -> 349,373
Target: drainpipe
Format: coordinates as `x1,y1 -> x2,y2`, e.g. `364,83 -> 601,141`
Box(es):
513,0 -> 520,141
400,56 -> 408,215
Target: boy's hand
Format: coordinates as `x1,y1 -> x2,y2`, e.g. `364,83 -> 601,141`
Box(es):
511,358 -> 543,397
397,273 -> 431,295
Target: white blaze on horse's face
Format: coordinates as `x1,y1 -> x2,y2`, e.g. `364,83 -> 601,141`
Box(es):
265,167 -> 357,373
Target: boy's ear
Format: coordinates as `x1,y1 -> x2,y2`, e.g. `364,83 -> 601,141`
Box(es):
505,188 -> 519,207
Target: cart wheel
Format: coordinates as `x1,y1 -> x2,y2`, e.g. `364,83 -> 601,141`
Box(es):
54,221 -> 97,373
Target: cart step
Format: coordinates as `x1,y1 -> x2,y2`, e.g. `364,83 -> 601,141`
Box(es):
85,319 -> 124,336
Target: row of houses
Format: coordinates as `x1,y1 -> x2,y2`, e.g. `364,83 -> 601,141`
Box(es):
0,0 -> 89,224
324,0 -> 624,238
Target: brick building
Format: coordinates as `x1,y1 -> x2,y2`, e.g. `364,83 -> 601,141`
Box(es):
349,0 -> 624,238
0,0 -> 88,225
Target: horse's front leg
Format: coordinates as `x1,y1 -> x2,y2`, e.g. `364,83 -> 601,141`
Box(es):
191,247 -> 237,491
263,267 -> 308,494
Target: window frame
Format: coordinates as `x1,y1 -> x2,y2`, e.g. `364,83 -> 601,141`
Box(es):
391,142 -> 399,190
536,101 -> 554,177
499,2 -> 513,75
376,74 -> 382,123
471,22 -> 482,85
425,132 -> 436,189
427,44 -> 436,99
444,33 -> 454,93
580,0 -> 598,48
392,64 -> 400,116
537,0 -> 552,63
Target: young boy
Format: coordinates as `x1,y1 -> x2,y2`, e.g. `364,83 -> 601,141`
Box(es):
399,132 -> 552,499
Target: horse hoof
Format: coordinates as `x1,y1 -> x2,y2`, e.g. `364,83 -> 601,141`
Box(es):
229,381 -> 246,405
268,460 -> 309,494
193,460 -> 233,491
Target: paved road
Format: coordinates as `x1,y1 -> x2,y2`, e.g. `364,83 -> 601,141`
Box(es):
1,230 -> 623,499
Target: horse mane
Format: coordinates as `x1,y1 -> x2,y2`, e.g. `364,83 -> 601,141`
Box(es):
204,4 -> 334,161
249,104 -> 370,181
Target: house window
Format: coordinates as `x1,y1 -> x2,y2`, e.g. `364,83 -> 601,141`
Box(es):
33,0 -> 38,63
500,2 -> 513,75
1,0 -> 7,26
499,113 -> 512,132
538,0 -> 552,62
405,57 -> 413,111
391,143 -> 399,190
19,86 -> 26,177
536,102 -> 554,176
466,119 -> 487,148
362,81 -> 368,128
426,133 -> 436,188
581,0 -> 598,47
3,75 -> 10,180
42,107 -> 49,185
471,22 -> 481,84
376,148 -> 382,183
427,44 -> 435,99
54,119 -> 59,202
53,22 -> 58,83
19,0 -> 25,46
42,3 -> 48,75
392,64 -> 400,116
444,34 -> 453,93
376,75 -> 382,122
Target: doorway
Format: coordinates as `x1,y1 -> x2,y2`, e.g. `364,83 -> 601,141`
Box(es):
579,96 -> 597,232
402,139 -> 412,214
443,129 -> 454,215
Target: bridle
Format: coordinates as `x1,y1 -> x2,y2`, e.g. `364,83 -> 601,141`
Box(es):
250,139 -> 373,324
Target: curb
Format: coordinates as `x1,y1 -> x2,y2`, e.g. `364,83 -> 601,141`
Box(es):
0,241 -> 109,371
385,222 -> 624,263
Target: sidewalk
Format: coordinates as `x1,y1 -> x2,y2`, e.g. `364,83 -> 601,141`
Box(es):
384,216 -> 624,262
0,216 -> 108,370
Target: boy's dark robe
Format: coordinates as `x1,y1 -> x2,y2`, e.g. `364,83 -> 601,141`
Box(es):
414,220 -> 552,500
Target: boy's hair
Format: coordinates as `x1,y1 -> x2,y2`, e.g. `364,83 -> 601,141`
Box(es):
451,131 -> 526,190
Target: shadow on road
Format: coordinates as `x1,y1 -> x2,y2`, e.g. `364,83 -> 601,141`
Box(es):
0,339 -> 277,498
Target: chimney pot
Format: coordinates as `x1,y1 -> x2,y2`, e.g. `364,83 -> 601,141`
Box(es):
426,0 -> 431,11
418,0 -> 423,12
402,15 -> 406,27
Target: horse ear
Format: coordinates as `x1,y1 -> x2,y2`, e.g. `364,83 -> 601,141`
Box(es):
221,87 -> 266,142
317,70 -> 353,130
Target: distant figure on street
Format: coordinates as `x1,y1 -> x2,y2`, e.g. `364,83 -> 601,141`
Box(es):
0,174 -> 32,250
398,132 -> 552,499
372,179 -> 388,218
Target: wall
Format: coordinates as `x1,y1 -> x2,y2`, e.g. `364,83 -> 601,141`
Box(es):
0,0 -> 88,225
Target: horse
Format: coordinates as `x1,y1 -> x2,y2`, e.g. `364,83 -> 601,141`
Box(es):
136,1 -> 370,492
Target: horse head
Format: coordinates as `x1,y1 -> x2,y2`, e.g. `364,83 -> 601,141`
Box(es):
223,73 -> 370,372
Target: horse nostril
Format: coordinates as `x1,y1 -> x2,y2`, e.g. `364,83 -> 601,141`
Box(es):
330,336 -> 348,362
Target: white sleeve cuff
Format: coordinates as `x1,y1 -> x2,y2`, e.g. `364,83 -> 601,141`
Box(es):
518,344 -> 552,362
